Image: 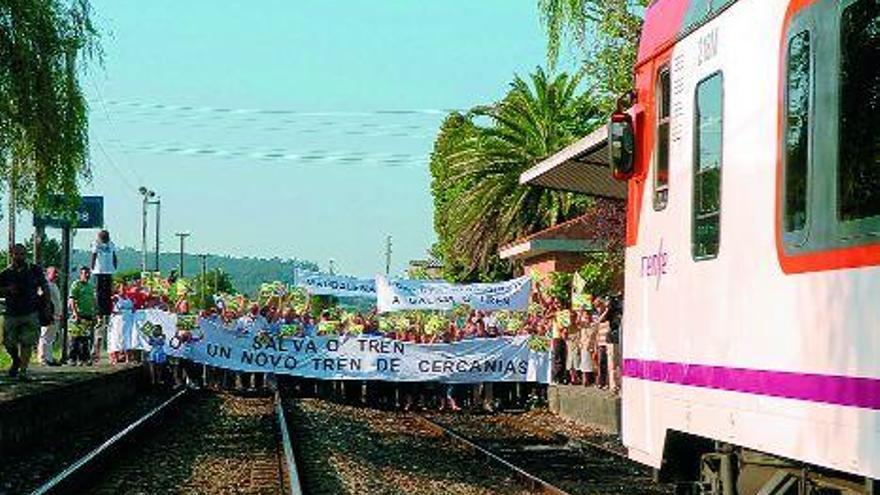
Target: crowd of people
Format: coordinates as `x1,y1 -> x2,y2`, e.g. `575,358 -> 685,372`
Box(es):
1,228 -> 621,404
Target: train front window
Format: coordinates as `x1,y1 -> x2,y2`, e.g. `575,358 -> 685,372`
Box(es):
654,66 -> 671,210
693,73 -> 723,260
784,31 -> 811,234
838,0 -> 880,224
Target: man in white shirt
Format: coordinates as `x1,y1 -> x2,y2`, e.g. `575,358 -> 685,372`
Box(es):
37,266 -> 62,366
90,229 -> 118,363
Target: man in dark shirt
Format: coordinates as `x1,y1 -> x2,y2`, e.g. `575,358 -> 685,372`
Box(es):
0,244 -> 50,380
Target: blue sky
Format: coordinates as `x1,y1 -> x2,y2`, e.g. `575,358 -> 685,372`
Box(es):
14,1 -> 563,277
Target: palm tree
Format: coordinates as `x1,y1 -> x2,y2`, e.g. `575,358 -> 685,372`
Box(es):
430,67 -> 603,281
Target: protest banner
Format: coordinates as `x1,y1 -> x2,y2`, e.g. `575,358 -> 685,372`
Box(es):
108,308 -> 178,353
375,275 -> 531,313
107,311 -> 550,383
296,273 -> 376,298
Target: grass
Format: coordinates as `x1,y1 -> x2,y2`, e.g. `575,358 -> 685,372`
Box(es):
0,344 -> 63,370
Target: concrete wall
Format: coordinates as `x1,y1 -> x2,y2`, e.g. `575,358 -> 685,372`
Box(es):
548,384 -> 621,433
0,366 -> 147,456
522,252 -> 588,279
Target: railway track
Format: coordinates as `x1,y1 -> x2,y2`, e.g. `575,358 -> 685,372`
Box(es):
423,411 -> 675,495
27,389 -> 302,495
22,388 -> 670,495
282,396 -> 535,494
282,394 -> 661,495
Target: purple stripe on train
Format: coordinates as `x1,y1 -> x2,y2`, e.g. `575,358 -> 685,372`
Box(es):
622,359 -> 880,410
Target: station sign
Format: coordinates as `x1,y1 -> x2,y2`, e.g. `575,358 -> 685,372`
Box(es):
33,195 -> 104,229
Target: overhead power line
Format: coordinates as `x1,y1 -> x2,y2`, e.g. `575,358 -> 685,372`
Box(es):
104,140 -> 430,168
95,99 -> 460,117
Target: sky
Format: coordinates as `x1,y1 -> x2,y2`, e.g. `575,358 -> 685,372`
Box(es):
10,0 -> 561,277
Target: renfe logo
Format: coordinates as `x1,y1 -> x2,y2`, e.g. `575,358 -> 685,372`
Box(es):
641,239 -> 668,289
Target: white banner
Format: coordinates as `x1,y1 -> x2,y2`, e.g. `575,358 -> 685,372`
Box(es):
296,272 -> 376,298
107,311 -> 550,383
376,275 -> 532,313
108,309 -> 178,353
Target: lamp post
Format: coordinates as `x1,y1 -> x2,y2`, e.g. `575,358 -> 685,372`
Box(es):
138,186 -> 156,272
151,197 -> 161,272
175,232 -> 191,277
385,235 -> 392,275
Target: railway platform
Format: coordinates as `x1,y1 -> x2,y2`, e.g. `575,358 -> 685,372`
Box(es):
0,364 -> 146,456
549,384 -> 621,433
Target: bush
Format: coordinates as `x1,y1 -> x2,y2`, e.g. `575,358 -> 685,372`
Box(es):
578,252 -> 622,297
547,272 -> 573,306
113,269 -> 142,285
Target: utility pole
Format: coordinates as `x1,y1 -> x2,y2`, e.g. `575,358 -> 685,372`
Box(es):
385,235 -> 392,275
175,232 -> 190,277
199,253 -> 208,306
59,226 -> 71,362
152,197 -> 161,272
7,161 -> 15,260
33,225 -> 44,265
138,186 -> 156,272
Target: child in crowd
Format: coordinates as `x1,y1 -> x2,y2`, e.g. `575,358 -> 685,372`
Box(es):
147,324 -> 167,386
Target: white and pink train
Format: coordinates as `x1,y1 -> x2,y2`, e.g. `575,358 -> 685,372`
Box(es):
607,0 -> 880,492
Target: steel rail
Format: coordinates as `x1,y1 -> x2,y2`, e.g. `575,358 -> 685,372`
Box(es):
30,388 -> 188,495
417,414 -> 573,495
274,390 -> 303,495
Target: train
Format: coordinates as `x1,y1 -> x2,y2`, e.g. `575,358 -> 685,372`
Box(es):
607,0 -> 880,493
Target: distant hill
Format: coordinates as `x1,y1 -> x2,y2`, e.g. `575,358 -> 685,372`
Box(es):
71,247 -> 318,295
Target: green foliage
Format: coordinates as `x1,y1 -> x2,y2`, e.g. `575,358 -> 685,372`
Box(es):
309,294 -> 338,319
430,68 -> 602,282
547,271 -> 573,306
538,0 -> 647,111
192,268 -> 236,309
69,246 -> 318,296
0,237 -> 62,267
0,0 -> 100,214
577,251 -> 622,297
113,269 -> 141,285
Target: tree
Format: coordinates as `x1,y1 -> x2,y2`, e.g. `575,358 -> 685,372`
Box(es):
538,0 -> 647,111
0,0 -> 100,244
430,68 -> 603,281
192,268 -> 236,309
577,197 -> 626,294
0,237 -> 62,267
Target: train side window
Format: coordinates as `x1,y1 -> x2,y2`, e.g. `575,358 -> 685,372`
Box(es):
693,73 -> 723,260
654,66 -> 671,210
783,31 -> 811,235
838,1 -> 880,229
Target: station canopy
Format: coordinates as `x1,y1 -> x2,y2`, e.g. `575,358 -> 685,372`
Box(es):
519,125 -> 626,200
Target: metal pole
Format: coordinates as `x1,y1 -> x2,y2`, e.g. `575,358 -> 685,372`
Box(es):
33,225 -> 44,265
139,186 -> 155,273
141,195 -> 147,272
59,226 -> 71,362
175,232 -> 190,277
199,254 -> 207,307
7,168 -> 15,260
385,235 -> 392,275
154,199 -> 161,272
